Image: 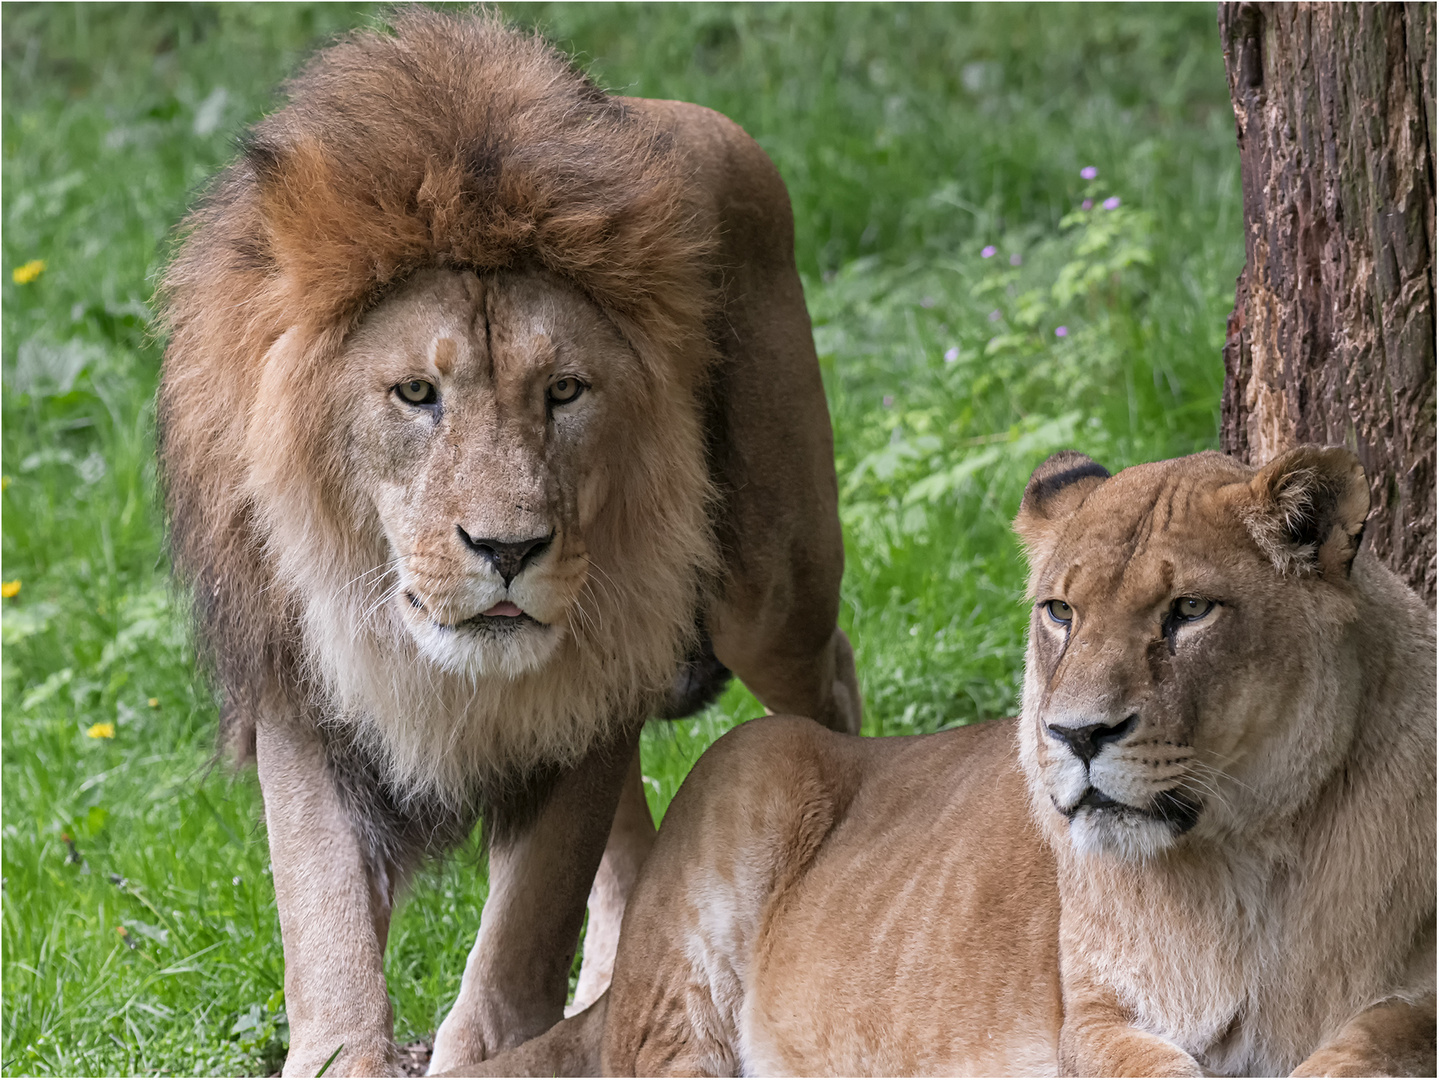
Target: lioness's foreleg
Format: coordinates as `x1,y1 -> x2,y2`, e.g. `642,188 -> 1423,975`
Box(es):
256,720 -> 397,1077
1059,987 -> 1203,1077
569,748 -> 656,1015
428,727 -> 639,1073
1290,997 -> 1437,1077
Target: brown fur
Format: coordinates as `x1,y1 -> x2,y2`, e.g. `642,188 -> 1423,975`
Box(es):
159,10 -> 714,770
156,10 -> 859,1076
464,447 -> 1435,1077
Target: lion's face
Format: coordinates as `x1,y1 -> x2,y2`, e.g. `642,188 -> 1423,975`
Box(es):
337,268 -> 633,678
1015,450 -> 1370,861
240,264 -> 715,798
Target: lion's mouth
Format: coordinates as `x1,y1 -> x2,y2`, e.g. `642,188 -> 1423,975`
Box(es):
405,592 -> 546,633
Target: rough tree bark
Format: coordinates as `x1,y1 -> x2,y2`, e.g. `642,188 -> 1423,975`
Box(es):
1218,3 -> 1436,603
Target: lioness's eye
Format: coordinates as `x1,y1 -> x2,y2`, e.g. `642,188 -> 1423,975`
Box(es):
1045,599 -> 1073,624
1174,597 -> 1214,621
395,379 -> 437,406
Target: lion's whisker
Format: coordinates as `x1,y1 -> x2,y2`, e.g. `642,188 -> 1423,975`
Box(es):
343,554 -> 406,594
361,579 -> 403,625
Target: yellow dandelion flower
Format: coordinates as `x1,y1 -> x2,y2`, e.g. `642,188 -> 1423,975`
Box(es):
87,722 -> 115,739
1,475 -> 11,491
147,697 -> 159,708
1,580 -> 20,599
12,260 -> 46,285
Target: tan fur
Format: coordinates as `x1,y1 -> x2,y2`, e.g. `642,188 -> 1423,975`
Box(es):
466,448 -> 1434,1077
156,11 -> 858,1076
1017,446 -> 1435,1076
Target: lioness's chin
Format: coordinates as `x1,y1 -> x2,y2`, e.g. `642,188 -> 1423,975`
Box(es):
408,615 -> 563,678
1067,805 -> 1184,862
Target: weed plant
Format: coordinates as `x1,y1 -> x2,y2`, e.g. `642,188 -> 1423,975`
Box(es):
2,4 -> 1240,1074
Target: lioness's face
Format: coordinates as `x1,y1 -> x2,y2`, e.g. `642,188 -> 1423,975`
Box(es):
1016,453 -> 1362,861
338,267 -> 644,678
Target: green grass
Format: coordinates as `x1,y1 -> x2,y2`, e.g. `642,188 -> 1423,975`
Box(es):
2,3 -> 1241,1074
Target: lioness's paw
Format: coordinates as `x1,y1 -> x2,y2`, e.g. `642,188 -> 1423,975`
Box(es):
1291,1049 -> 1397,1077
1064,1027 -> 1204,1078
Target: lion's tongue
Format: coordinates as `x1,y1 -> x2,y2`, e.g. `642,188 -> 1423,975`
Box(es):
483,601 -> 524,618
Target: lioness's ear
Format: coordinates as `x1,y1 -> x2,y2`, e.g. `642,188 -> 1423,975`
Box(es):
1244,445 -> 1369,580
1014,451 -> 1110,573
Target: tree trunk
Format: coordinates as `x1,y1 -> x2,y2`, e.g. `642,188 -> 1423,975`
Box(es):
1218,3 -> 1436,603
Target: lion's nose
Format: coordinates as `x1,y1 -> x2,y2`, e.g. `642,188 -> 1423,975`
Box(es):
456,526 -> 552,586
1046,714 -> 1137,765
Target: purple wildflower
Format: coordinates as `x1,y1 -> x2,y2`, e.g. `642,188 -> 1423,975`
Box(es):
988,309 -> 1002,322
1009,253 -> 1022,266
1081,198 -> 1093,210
1055,326 -> 1069,338
882,394 -> 894,408
1103,196 -> 1121,210
943,347 -> 960,363
1080,166 -> 1098,180
981,245 -> 997,258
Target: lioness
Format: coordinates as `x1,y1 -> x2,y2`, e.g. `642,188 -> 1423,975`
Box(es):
157,11 -> 859,1076
471,446 -> 1435,1077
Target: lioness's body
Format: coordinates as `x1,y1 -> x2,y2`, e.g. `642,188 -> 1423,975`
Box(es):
484,448 -> 1435,1077
606,717 -> 1061,1076
158,12 -> 858,1076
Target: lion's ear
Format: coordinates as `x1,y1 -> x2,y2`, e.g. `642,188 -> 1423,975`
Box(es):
1014,451 -> 1110,572
1244,445 -> 1370,580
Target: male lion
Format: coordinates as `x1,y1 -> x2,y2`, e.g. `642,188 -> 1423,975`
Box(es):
157,11 -> 860,1076
475,446 -> 1434,1077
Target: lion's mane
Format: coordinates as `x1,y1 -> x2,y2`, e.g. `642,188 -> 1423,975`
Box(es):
157,10 -> 720,814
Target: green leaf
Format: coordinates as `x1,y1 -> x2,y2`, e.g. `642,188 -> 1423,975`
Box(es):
21,667 -> 73,711
3,602 -> 59,645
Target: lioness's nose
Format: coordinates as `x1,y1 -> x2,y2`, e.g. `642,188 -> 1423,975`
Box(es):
1046,714 -> 1136,765
457,526 -> 552,586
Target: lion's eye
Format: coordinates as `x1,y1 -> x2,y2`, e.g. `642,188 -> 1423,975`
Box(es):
547,376 -> 586,406
395,379 -> 437,406
1173,597 -> 1214,621
1045,599 -> 1073,624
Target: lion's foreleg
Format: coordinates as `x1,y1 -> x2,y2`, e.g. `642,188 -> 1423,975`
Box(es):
256,720 -> 397,1078
428,726 -> 639,1074
714,623 -> 862,737
1290,996 -> 1437,1077
568,748 -> 657,1015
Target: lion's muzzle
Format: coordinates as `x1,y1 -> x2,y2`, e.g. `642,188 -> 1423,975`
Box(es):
456,526 -> 555,587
